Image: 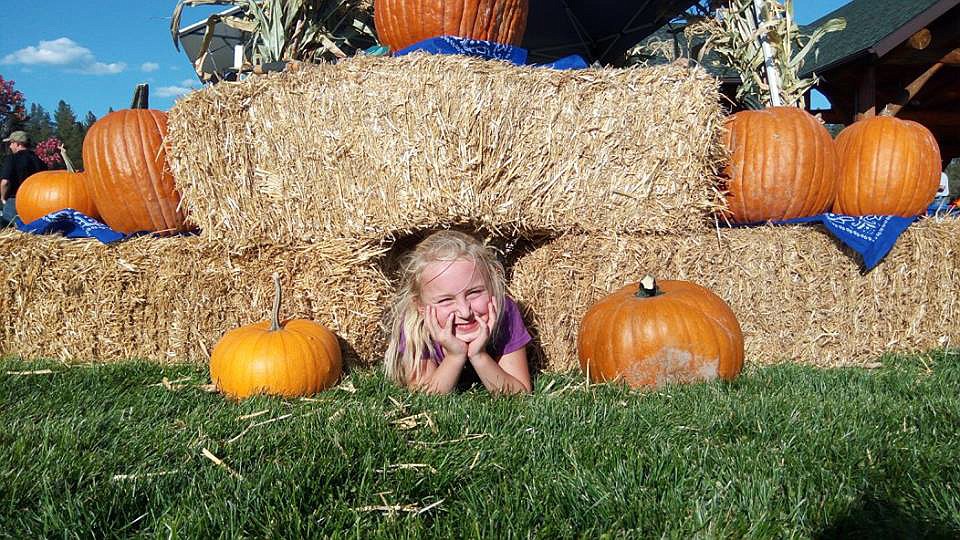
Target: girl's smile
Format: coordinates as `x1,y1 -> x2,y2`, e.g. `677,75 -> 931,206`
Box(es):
454,319 -> 480,334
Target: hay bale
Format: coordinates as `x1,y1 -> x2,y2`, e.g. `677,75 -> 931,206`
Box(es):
8,219 -> 954,371
0,232 -> 391,366
167,54 -> 725,245
510,219 -> 960,371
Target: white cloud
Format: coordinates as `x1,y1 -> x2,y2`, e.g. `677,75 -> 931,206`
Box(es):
141,62 -> 159,72
75,62 -> 127,75
2,37 -> 126,76
155,84 -> 199,98
154,86 -> 193,98
2,37 -> 93,65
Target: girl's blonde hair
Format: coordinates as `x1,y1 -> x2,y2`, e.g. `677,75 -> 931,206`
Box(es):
384,230 -> 506,385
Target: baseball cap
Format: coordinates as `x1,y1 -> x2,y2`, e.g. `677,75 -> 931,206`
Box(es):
2,131 -> 29,144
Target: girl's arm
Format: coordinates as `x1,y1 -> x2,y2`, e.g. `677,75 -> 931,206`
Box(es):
405,307 -> 469,394
469,348 -> 532,395
404,353 -> 468,395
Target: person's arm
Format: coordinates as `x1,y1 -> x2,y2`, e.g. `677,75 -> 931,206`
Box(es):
466,299 -> 532,395
404,353 -> 468,395
405,306 -> 469,395
0,179 -> 8,203
468,347 -> 531,395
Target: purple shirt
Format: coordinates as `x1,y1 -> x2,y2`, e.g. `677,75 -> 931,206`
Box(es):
399,296 -> 531,361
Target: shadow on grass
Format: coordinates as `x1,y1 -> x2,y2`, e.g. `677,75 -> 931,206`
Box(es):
818,496 -> 958,540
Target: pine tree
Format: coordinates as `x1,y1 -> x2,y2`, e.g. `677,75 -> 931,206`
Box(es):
83,111 -> 98,133
25,104 -> 55,144
54,100 -> 84,169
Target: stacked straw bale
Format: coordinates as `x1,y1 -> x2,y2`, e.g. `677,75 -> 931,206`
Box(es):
0,232 -> 391,366
509,219 -> 960,370
6,52 -> 957,372
1,219 -> 957,369
167,54 -> 725,245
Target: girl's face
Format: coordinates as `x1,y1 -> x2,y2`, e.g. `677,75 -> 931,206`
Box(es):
418,257 -> 492,341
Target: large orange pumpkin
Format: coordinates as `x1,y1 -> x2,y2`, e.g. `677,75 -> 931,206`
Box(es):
578,276 -> 744,389
16,171 -> 99,223
833,115 -> 941,216
210,274 -> 342,399
82,86 -> 188,234
722,107 -> 838,224
374,0 -> 529,52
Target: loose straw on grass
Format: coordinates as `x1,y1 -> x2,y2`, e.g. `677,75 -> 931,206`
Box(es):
201,447 -> 242,479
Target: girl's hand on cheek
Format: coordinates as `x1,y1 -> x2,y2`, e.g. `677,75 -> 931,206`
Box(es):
425,305 -> 467,357
467,298 -> 498,358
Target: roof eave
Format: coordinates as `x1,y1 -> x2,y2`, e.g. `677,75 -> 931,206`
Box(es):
872,0 -> 960,57
800,48 -> 876,78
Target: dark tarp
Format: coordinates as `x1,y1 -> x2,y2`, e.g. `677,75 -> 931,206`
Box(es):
521,0 -> 700,65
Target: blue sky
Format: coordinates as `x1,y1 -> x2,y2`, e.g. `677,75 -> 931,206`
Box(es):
0,1 -> 850,119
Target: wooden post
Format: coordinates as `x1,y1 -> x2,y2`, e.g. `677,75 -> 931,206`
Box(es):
855,63 -> 876,119
882,47 -> 959,117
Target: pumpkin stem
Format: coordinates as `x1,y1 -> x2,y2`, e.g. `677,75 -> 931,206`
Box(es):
58,144 -> 75,173
636,275 -> 661,298
131,83 -> 150,109
270,272 -> 282,331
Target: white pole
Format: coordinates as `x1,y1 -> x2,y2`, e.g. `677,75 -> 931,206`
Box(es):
752,0 -> 783,106
234,44 -> 245,69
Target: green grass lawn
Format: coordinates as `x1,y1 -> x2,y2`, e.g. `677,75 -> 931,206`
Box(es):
2,352 -> 959,538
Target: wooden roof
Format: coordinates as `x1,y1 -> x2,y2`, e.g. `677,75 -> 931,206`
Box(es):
799,0 -> 958,76
803,0 -> 960,160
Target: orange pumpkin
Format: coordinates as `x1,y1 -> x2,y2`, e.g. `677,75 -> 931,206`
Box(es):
578,276 -> 744,389
722,107 -> 839,223
16,170 -> 99,224
210,274 -> 342,399
374,0 -> 529,52
82,86 -> 188,234
833,115 -> 941,217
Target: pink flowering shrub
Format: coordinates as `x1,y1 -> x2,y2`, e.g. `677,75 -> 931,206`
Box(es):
0,76 -> 26,121
35,137 -> 65,167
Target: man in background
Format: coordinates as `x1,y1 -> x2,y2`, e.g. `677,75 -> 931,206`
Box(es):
0,130 -> 47,227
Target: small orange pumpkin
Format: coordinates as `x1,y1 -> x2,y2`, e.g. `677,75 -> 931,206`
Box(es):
833,115 -> 941,216
578,276 -> 744,389
210,274 -> 342,399
374,0 -> 529,52
722,107 -> 839,223
82,84 -> 188,234
16,169 -> 99,224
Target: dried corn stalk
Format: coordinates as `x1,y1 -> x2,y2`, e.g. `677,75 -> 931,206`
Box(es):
688,0 -> 845,108
171,0 -> 378,70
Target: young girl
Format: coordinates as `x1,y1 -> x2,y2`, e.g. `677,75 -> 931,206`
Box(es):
384,230 -> 532,395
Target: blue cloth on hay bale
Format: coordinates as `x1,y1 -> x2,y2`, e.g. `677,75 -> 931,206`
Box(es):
14,208 -> 199,244
393,35 -> 588,70
733,202 -> 960,272
759,213 -> 917,272
15,209 -> 126,244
